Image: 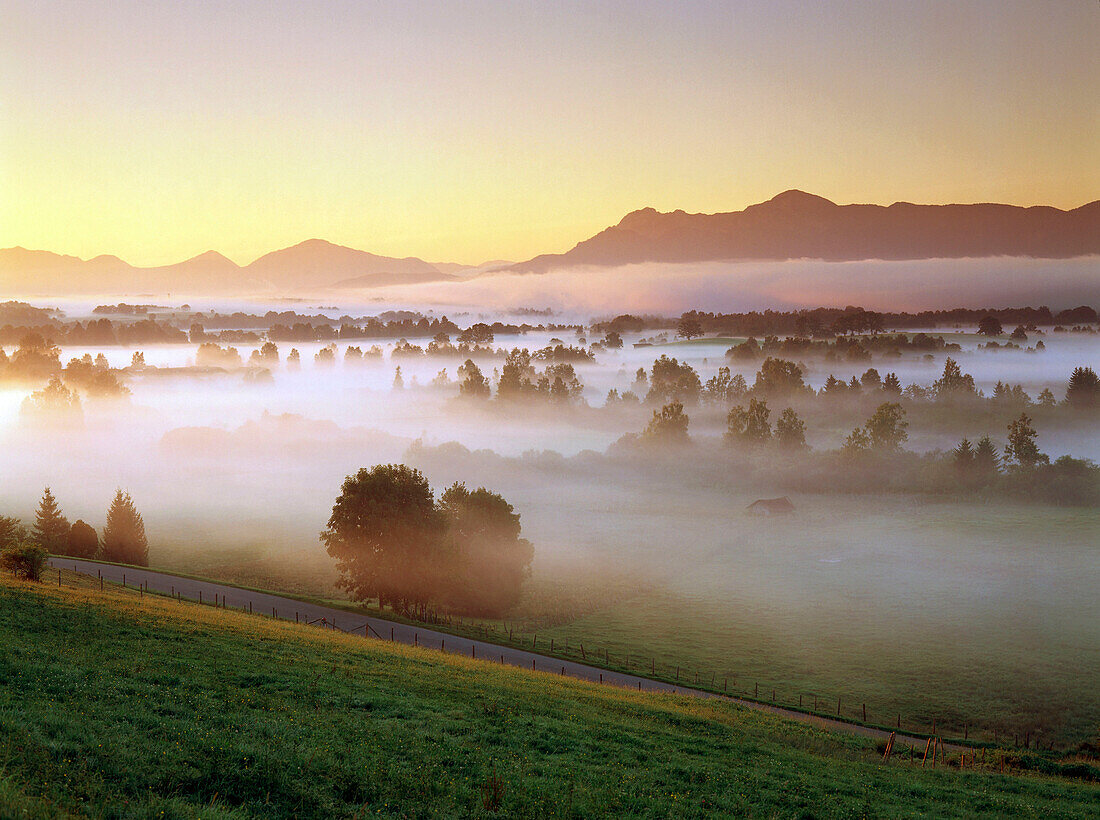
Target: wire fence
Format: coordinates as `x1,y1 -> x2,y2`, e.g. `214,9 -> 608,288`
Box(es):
49,561 -> 1060,756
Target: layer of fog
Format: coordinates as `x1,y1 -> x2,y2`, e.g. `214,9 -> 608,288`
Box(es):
16,255 -> 1099,320
370,256 -> 1100,315
2,311 -> 1097,735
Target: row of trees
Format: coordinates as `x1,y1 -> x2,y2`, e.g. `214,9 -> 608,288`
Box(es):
627,398 -> 1098,503
608,355 -> 1098,413
0,488 -> 149,568
321,465 -> 533,618
595,305 -> 1095,338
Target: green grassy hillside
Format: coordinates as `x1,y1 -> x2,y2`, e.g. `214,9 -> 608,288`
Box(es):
0,571 -> 1096,818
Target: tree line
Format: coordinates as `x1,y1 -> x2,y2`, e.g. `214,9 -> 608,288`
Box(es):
595,305 -> 1097,337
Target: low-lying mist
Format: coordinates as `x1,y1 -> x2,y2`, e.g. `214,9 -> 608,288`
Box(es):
373,256 -> 1100,314
2,299 -> 1097,743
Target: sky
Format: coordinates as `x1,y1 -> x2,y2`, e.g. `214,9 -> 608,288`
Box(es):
2,0 -> 1098,267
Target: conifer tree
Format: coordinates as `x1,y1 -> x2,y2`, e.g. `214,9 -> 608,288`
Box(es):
32,487 -> 70,553
973,436 -> 1001,477
101,490 -> 148,566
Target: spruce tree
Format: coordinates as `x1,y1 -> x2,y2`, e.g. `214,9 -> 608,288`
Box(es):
32,487 -> 70,554
101,490 -> 148,566
1066,366 -> 1099,410
973,436 -> 1001,477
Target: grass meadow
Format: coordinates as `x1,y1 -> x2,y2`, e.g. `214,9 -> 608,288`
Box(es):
1,569 -> 1099,817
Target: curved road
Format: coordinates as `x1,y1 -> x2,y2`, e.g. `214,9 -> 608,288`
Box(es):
52,556 -> 955,753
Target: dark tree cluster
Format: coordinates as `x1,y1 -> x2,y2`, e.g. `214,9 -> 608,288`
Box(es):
492,349 -> 585,404
321,465 -> 533,618
1,488 -> 149,569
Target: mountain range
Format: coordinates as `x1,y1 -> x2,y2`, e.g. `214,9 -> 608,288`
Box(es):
0,240 -> 466,296
510,190 -> 1100,272
2,191 -> 1097,295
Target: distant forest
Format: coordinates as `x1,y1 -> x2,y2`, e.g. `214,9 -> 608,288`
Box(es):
0,300 -> 1095,348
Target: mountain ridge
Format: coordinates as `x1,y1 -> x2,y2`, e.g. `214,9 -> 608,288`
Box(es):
511,191 -> 1100,272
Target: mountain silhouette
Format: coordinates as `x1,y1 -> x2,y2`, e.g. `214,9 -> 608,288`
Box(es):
3,192 -> 1097,295
0,240 -> 452,295
511,191 -> 1100,272
245,239 -> 445,289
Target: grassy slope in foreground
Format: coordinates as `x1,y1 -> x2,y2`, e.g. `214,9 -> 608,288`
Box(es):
0,572 -> 1097,819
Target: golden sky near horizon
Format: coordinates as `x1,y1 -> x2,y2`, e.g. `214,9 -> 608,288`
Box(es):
2,1 -> 1098,267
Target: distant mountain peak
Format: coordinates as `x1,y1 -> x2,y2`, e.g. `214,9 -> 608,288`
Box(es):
189,250 -> 235,263
755,189 -> 838,211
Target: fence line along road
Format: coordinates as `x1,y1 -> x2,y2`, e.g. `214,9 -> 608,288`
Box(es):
51,556 -> 961,752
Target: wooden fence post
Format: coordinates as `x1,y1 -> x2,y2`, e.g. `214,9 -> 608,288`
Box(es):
862,703 -> 866,722
837,697 -> 841,716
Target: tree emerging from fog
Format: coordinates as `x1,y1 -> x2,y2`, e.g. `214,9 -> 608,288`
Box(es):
458,359 -> 490,398
437,483 -> 533,617
1066,366 -> 1099,410
645,355 -> 701,405
1004,413 -> 1047,468
725,398 -> 772,446
643,402 -> 690,445
32,487 -> 70,554
101,490 -> 148,566
322,464 -> 532,618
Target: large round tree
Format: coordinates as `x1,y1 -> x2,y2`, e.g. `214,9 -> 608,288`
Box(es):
438,483 -> 533,617
66,520 -> 99,559
321,465 -> 445,616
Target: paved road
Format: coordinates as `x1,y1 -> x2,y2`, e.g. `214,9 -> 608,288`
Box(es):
52,556 -> 954,753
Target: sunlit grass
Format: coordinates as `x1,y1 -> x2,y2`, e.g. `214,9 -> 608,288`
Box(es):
0,569 -> 1097,817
